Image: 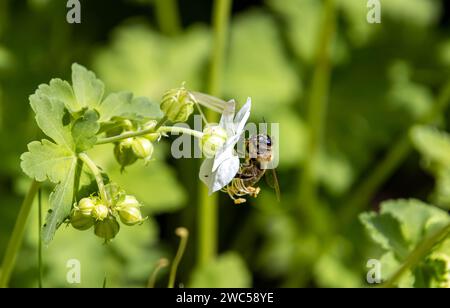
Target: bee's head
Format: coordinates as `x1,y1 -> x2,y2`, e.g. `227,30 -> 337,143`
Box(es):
248,134 -> 273,163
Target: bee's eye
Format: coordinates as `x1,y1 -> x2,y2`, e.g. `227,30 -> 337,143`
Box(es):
266,137 -> 272,146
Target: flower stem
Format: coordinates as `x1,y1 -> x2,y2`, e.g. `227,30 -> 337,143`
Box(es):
37,188 -> 43,288
168,228 -> 189,288
382,222 -> 450,288
0,180 -> 40,288
96,124 -> 203,145
78,153 -> 109,204
147,258 -> 169,288
298,0 -> 336,224
198,0 -> 233,267
339,80 -> 450,225
154,0 -> 181,36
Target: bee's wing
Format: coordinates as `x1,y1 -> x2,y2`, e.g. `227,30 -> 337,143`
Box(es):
265,168 -> 281,202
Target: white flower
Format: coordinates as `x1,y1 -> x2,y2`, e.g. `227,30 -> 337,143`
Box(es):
199,98 -> 252,194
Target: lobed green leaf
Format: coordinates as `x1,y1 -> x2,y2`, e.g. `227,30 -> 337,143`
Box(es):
20,140 -> 76,183
71,109 -> 100,151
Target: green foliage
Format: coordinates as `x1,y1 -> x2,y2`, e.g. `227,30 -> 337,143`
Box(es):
94,24 -> 211,100
44,161 -> 78,244
20,63 -> 164,244
189,253 -> 251,288
99,92 -> 163,122
20,140 -> 76,183
71,63 -> 105,110
360,199 -> 450,287
411,126 -> 450,209
71,109 -> 100,152
224,10 -> 301,116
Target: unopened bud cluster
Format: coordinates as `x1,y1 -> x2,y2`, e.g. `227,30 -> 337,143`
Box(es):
70,194 -> 146,242
110,120 -> 160,170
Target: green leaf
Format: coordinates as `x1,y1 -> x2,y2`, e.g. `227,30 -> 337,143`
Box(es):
360,199 -> 450,287
71,109 -> 100,151
360,212 -> 409,259
29,92 -> 74,149
414,238 -> 450,288
20,140 -> 76,183
98,92 -> 163,122
410,125 -> 450,170
36,79 -> 80,112
42,158 -> 78,244
380,199 -> 450,246
71,63 -> 105,109
189,252 -> 251,288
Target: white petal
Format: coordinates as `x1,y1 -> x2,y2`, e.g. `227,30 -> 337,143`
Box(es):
219,100 -> 236,133
234,98 -> 251,133
199,158 -> 214,190
210,155 -> 240,193
212,145 -> 234,172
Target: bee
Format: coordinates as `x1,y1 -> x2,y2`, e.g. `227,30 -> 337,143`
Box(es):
222,134 -> 280,204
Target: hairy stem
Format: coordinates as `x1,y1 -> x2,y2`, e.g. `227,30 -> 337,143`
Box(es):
0,180 -> 40,288
96,124 -> 203,145
298,0 -> 336,223
154,0 -> 181,36
340,80 -> 450,225
78,153 -> 109,204
382,222 -> 450,288
198,0 -> 233,267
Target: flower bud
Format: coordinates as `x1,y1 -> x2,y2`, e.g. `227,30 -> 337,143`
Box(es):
200,125 -> 228,158
142,120 -> 161,142
94,216 -> 120,241
77,197 -> 96,216
114,138 -> 138,169
92,204 -> 109,221
116,195 -> 141,208
132,137 -> 154,161
118,206 -> 145,226
70,210 -> 94,231
160,86 -> 195,122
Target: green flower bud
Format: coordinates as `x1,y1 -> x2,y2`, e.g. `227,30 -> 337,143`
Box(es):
94,216 -> 120,241
200,125 -> 228,158
118,206 -> 144,226
132,137 -> 154,161
116,195 -> 141,209
114,138 -> 138,169
105,119 -> 134,138
77,197 -> 96,216
160,86 -> 195,122
70,210 -> 94,231
92,204 -> 109,221
142,120 -> 161,142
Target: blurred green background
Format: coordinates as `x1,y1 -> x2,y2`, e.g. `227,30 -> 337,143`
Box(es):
1,0 -> 450,287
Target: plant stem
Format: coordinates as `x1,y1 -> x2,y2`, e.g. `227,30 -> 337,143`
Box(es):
298,0 -> 336,220
37,188 -> 43,288
198,0 -> 233,267
78,153 -> 109,204
154,0 -> 181,36
382,222 -> 450,288
168,228 -> 189,288
147,258 -> 169,288
0,180 -> 40,288
339,80 -> 450,225
96,124 -> 203,145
